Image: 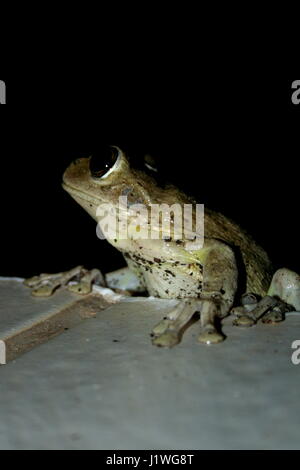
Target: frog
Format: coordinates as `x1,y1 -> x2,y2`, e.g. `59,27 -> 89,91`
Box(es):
24,146 -> 300,347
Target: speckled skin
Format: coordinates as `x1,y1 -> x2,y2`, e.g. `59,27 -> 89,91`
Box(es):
62,148 -> 272,301
25,147 -> 300,347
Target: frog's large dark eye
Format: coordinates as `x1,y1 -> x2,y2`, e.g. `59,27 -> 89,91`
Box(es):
90,146 -> 120,178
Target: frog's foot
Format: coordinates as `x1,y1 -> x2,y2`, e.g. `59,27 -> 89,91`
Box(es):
198,299 -> 225,344
68,268 -> 105,294
24,266 -> 105,297
151,299 -> 198,348
151,297 -> 225,347
232,295 -> 290,327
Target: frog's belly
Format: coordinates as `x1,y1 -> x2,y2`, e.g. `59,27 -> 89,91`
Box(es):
142,266 -> 203,299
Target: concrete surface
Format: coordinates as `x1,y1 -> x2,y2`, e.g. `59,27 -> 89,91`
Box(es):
0,283 -> 300,449
0,278 -> 112,362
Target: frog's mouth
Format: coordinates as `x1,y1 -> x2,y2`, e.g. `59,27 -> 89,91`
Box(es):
62,182 -> 100,205
62,182 -> 106,223
63,183 -> 107,224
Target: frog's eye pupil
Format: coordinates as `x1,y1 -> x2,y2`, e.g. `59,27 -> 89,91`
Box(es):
90,146 -> 119,178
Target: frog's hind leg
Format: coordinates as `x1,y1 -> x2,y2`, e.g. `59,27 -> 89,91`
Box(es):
24,266 -> 105,297
233,268 -> 300,326
268,268 -> 300,312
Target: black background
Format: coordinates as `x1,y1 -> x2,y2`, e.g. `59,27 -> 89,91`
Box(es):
0,78 -> 299,279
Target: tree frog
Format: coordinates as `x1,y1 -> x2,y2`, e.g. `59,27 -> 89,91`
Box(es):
24,147 -> 300,347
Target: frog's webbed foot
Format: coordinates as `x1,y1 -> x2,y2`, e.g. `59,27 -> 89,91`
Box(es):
24,266 -> 105,297
151,299 -> 198,348
232,268 -> 300,327
151,296 -> 226,348
232,291 -> 292,327
68,268 -> 105,294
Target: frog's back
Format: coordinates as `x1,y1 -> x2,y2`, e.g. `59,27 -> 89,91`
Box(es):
204,208 -> 273,297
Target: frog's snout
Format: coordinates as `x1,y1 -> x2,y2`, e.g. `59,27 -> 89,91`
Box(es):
62,156 -> 91,186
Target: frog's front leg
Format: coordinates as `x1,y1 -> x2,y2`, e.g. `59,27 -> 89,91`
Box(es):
197,241 -> 238,344
152,240 -> 238,347
151,299 -> 200,347
24,266 -> 105,297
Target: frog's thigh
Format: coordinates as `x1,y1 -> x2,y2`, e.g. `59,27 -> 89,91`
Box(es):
105,267 -> 145,293
268,268 -> 300,311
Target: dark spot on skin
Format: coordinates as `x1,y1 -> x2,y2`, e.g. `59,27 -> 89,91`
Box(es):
113,339 -> 120,343
220,289 -> 226,295
165,289 -> 169,294
165,270 -> 175,277
114,239 -> 117,243
154,258 -> 161,263
90,204 -> 93,207
190,272 -> 193,276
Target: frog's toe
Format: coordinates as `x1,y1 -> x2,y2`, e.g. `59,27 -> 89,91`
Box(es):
24,266 -> 84,296
24,266 -> 104,298
261,301 -> 290,324
233,315 -> 256,327
152,330 -> 180,348
198,328 -> 224,345
31,283 -> 58,297
261,310 -> 284,324
151,299 -> 199,347
151,318 -> 173,337
68,268 -> 104,295
23,275 -> 44,288
68,282 -> 92,295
